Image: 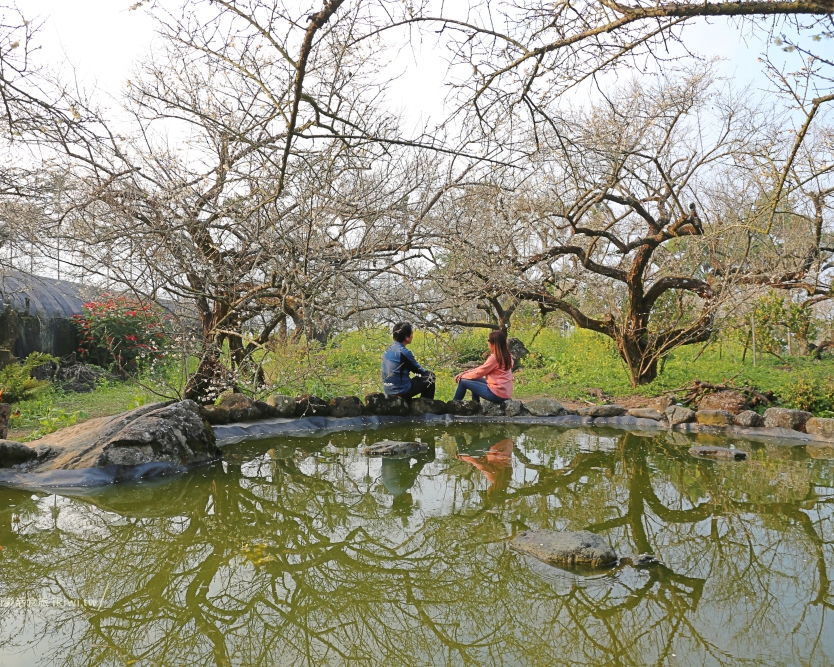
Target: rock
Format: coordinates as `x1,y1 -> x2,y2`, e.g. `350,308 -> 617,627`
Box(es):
265,394 -> 296,418
697,390 -> 748,415
28,400 -> 221,472
734,410 -> 763,428
0,440 -> 37,468
624,553 -> 659,567
363,440 -> 430,457
481,401 -> 506,416
0,403 -> 9,439
648,395 -> 674,412
446,400 -> 482,416
364,393 -> 410,417
664,405 -> 695,426
409,397 -> 447,416
806,417 -> 834,439
253,401 -> 276,418
218,393 -> 261,422
695,410 -> 735,426
510,529 -> 617,568
688,446 -> 747,461
576,404 -> 627,417
200,405 -> 230,425
522,398 -> 571,417
329,396 -> 363,418
507,337 -> 529,366
504,399 -> 523,417
294,395 -> 331,418
763,408 -> 813,432
627,408 -> 664,421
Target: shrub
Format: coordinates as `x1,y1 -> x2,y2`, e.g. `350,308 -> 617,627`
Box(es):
72,295 -> 169,374
0,352 -> 56,403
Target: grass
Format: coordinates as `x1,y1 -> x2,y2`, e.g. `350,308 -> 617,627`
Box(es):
7,326 -> 834,440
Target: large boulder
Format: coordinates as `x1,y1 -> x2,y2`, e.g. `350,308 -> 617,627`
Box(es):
510,529 -> 617,568
218,393 -> 261,422
523,398 -> 570,417
806,418 -> 834,439
664,405 -> 695,426
294,395 -> 331,418
0,440 -> 38,468
734,410 -> 764,428
576,404 -> 627,417
265,394 -> 296,417
27,401 -> 221,472
763,408 -> 813,432
364,393 -> 410,417
329,396 -> 363,418
364,440 -> 430,457
627,408 -> 664,421
446,400 -> 482,416
697,390 -> 748,415
507,337 -> 529,367
695,410 -> 734,426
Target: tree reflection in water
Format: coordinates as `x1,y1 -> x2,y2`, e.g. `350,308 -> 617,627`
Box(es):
1,425 -> 834,666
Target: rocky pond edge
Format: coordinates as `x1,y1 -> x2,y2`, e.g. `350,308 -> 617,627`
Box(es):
1,390 -> 834,491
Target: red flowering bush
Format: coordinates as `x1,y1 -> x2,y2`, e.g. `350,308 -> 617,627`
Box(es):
72,294 -> 168,374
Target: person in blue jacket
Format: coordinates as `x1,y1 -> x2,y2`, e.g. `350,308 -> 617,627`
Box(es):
381,321 -> 436,399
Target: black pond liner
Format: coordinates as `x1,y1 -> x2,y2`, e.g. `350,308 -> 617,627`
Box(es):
1,413 -> 830,493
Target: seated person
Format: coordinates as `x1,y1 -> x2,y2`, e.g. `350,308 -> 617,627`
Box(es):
381,321 -> 436,400
453,330 -> 513,404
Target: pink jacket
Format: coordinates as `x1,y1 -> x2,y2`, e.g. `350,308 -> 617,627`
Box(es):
461,354 -> 514,399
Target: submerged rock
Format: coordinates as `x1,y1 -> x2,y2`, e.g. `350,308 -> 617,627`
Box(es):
805,417 -> 834,439
0,440 -> 38,468
218,393 -> 261,422
734,410 -> 764,428
363,440 -> 430,458
620,553 -> 660,567
688,446 -> 747,461
697,390 -> 748,415
627,408 -> 665,421
329,396 -> 363,418
763,408 -> 812,432
695,410 -> 734,426
26,400 -> 221,472
510,529 -> 617,568
364,393 -> 410,416
522,398 -> 570,417
265,394 -> 296,417
665,405 -> 695,426
576,404 -> 627,417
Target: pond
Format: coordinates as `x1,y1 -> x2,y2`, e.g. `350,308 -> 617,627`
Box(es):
1,423 -> 834,666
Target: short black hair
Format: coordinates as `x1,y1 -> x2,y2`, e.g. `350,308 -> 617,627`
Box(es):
392,321 -> 413,342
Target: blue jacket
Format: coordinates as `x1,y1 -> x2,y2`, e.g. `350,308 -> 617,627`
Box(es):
382,341 -> 428,395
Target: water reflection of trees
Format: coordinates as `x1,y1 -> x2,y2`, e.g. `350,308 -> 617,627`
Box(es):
1,426 -> 834,665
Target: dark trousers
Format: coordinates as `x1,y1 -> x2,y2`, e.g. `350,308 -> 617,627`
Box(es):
400,375 -> 436,400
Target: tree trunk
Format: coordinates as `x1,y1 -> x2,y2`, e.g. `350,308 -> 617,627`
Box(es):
183,343 -> 230,404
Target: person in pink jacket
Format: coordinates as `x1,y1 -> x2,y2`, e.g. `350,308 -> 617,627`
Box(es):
453,330 -> 514,404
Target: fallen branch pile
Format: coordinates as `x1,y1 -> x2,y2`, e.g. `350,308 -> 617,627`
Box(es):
669,378 -> 776,408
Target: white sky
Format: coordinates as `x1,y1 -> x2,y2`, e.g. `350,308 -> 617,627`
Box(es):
23,0 -> 784,131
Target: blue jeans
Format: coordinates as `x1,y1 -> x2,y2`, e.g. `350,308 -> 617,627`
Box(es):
454,377 -> 505,403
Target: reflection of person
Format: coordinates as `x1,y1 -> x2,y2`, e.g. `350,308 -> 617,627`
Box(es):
453,330 -> 514,404
382,321 -> 436,400
456,438 -> 514,495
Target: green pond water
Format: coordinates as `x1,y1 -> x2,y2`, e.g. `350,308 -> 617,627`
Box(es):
2,423 -> 834,666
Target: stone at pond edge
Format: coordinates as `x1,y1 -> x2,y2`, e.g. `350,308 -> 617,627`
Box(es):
763,408 -> 812,432
697,390 -> 748,415
0,440 -> 38,468
409,397 -> 448,416
805,417 -> 834,439
27,400 -> 221,471
364,393 -> 410,417
504,399 -> 523,417
627,408 -> 664,421
266,394 -> 296,418
665,405 -> 695,426
510,529 -> 617,568
480,401 -> 506,416
576,404 -> 627,417
200,405 -> 230,425
253,401 -> 276,418
218,393 -> 261,422
294,395 -> 331,417
522,398 -> 571,417
648,395 -> 674,412
446,400 -> 482,416
363,440 -> 430,457
695,410 -> 734,426
688,446 -> 747,461
330,396 -> 363,418
734,410 -> 763,428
